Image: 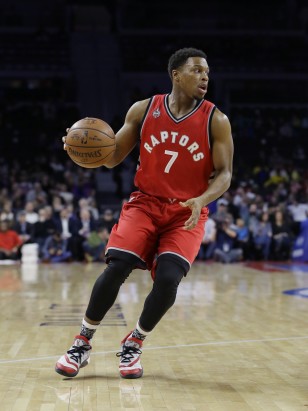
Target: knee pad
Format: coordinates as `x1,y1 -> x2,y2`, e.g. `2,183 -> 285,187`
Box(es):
106,248 -> 146,270
102,254 -> 138,285
153,253 -> 190,288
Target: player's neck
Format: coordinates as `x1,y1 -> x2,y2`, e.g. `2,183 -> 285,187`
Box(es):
167,93 -> 198,119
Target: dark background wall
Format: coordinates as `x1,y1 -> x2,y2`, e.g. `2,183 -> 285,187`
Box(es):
0,0 -> 307,204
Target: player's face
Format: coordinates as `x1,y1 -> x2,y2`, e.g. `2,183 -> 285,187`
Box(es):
176,57 -> 210,99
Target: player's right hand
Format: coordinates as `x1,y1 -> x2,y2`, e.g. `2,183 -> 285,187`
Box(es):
62,128 -> 70,151
179,196 -> 205,230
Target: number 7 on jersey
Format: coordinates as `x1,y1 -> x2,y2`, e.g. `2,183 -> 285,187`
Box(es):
164,150 -> 178,173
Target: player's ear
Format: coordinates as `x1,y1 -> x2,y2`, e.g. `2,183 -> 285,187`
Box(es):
172,70 -> 180,83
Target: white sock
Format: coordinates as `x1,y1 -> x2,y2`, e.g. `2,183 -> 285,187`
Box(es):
131,321 -> 151,340
80,318 -> 99,340
136,321 -> 151,335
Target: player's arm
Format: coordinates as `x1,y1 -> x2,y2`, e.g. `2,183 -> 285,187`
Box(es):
103,99 -> 150,168
199,108 -> 234,205
180,109 -> 234,230
62,99 -> 149,168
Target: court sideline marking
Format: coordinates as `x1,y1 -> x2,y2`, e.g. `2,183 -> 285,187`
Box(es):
0,334 -> 308,365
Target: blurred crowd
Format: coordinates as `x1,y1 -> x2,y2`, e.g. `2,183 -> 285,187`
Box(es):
198,194 -> 308,264
0,78 -> 307,264
0,186 -> 120,263
0,148 -> 307,264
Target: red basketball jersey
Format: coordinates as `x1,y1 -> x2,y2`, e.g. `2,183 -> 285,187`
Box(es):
134,94 -> 216,200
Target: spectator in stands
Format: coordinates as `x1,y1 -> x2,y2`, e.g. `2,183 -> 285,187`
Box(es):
11,182 -> 26,212
23,201 -> 39,224
25,182 -> 48,207
0,200 -> 15,224
78,197 -> 90,213
237,195 -> 250,224
251,211 -> 273,260
0,189 -> 9,208
197,216 -> 217,260
0,220 -> 23,261
32,207 -> 56,256
53,205 -> 81,260
13,210 -> 33,244
213,214 -> 243,263
233,187 -> 245,208
82,226 -> 109,263
88,197 -> 100,221
247,203 -> 261,234
235,218 -> 250,260
57,183 -> 74,205
221,191 -> 239,220
44,205 -> 54,223
42,231 -> 72,263
71,172 -> 95,202
287,194 -> 308,236
77,208 -> 97,239
271,210 -> 292,260
51,195 -> 65,219
211,200 -> 229,226
69,208 -> 97,261
53,206 -> 77,240
99,208 -> 116,233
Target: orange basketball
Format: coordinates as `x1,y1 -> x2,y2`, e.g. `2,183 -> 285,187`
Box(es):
65,117 -> 116,168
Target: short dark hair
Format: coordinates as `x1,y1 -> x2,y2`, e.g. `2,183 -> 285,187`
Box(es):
168,47 -> 207,79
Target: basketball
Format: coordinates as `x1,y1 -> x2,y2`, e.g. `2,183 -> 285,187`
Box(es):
65,117 -> 116,168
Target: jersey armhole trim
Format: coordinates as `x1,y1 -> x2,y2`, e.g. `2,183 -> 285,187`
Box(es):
208,105 -> 216,151
140,96 -> 155,136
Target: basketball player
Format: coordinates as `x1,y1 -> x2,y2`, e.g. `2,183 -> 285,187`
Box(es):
55,47 -> 234,379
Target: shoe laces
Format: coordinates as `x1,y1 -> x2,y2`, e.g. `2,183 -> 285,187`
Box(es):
67,344 -> 91,363
116,344 -> 142,363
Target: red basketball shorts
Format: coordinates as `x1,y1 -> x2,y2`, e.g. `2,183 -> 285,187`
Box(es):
106,191 -> 208,271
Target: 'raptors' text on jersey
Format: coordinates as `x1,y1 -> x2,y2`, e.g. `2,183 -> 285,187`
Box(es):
134,94 -> 216,200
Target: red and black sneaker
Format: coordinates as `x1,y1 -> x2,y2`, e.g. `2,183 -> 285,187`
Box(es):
55,335 -> 92,377
117,332 -> 143,379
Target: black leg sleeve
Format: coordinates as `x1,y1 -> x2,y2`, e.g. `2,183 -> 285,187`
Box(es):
85,255 -> 138,322
139,254 -> 189,331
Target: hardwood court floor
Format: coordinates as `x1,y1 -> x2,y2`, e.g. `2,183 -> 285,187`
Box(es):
0,260 -> 308,411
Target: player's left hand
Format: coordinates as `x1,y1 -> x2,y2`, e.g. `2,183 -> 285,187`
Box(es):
179,197 -> 203,230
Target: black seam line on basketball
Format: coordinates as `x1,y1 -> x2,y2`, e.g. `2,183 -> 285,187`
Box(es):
72,150 -> 115,164
72,153 -> 111,164
66,143 -> 115,148
70,149 -> 115,162
70,128 -> 114,139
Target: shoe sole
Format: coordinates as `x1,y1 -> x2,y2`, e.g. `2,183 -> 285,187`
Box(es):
55,366 -> 79,378
55,360 -> 89,378
120,369 -> 143,379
